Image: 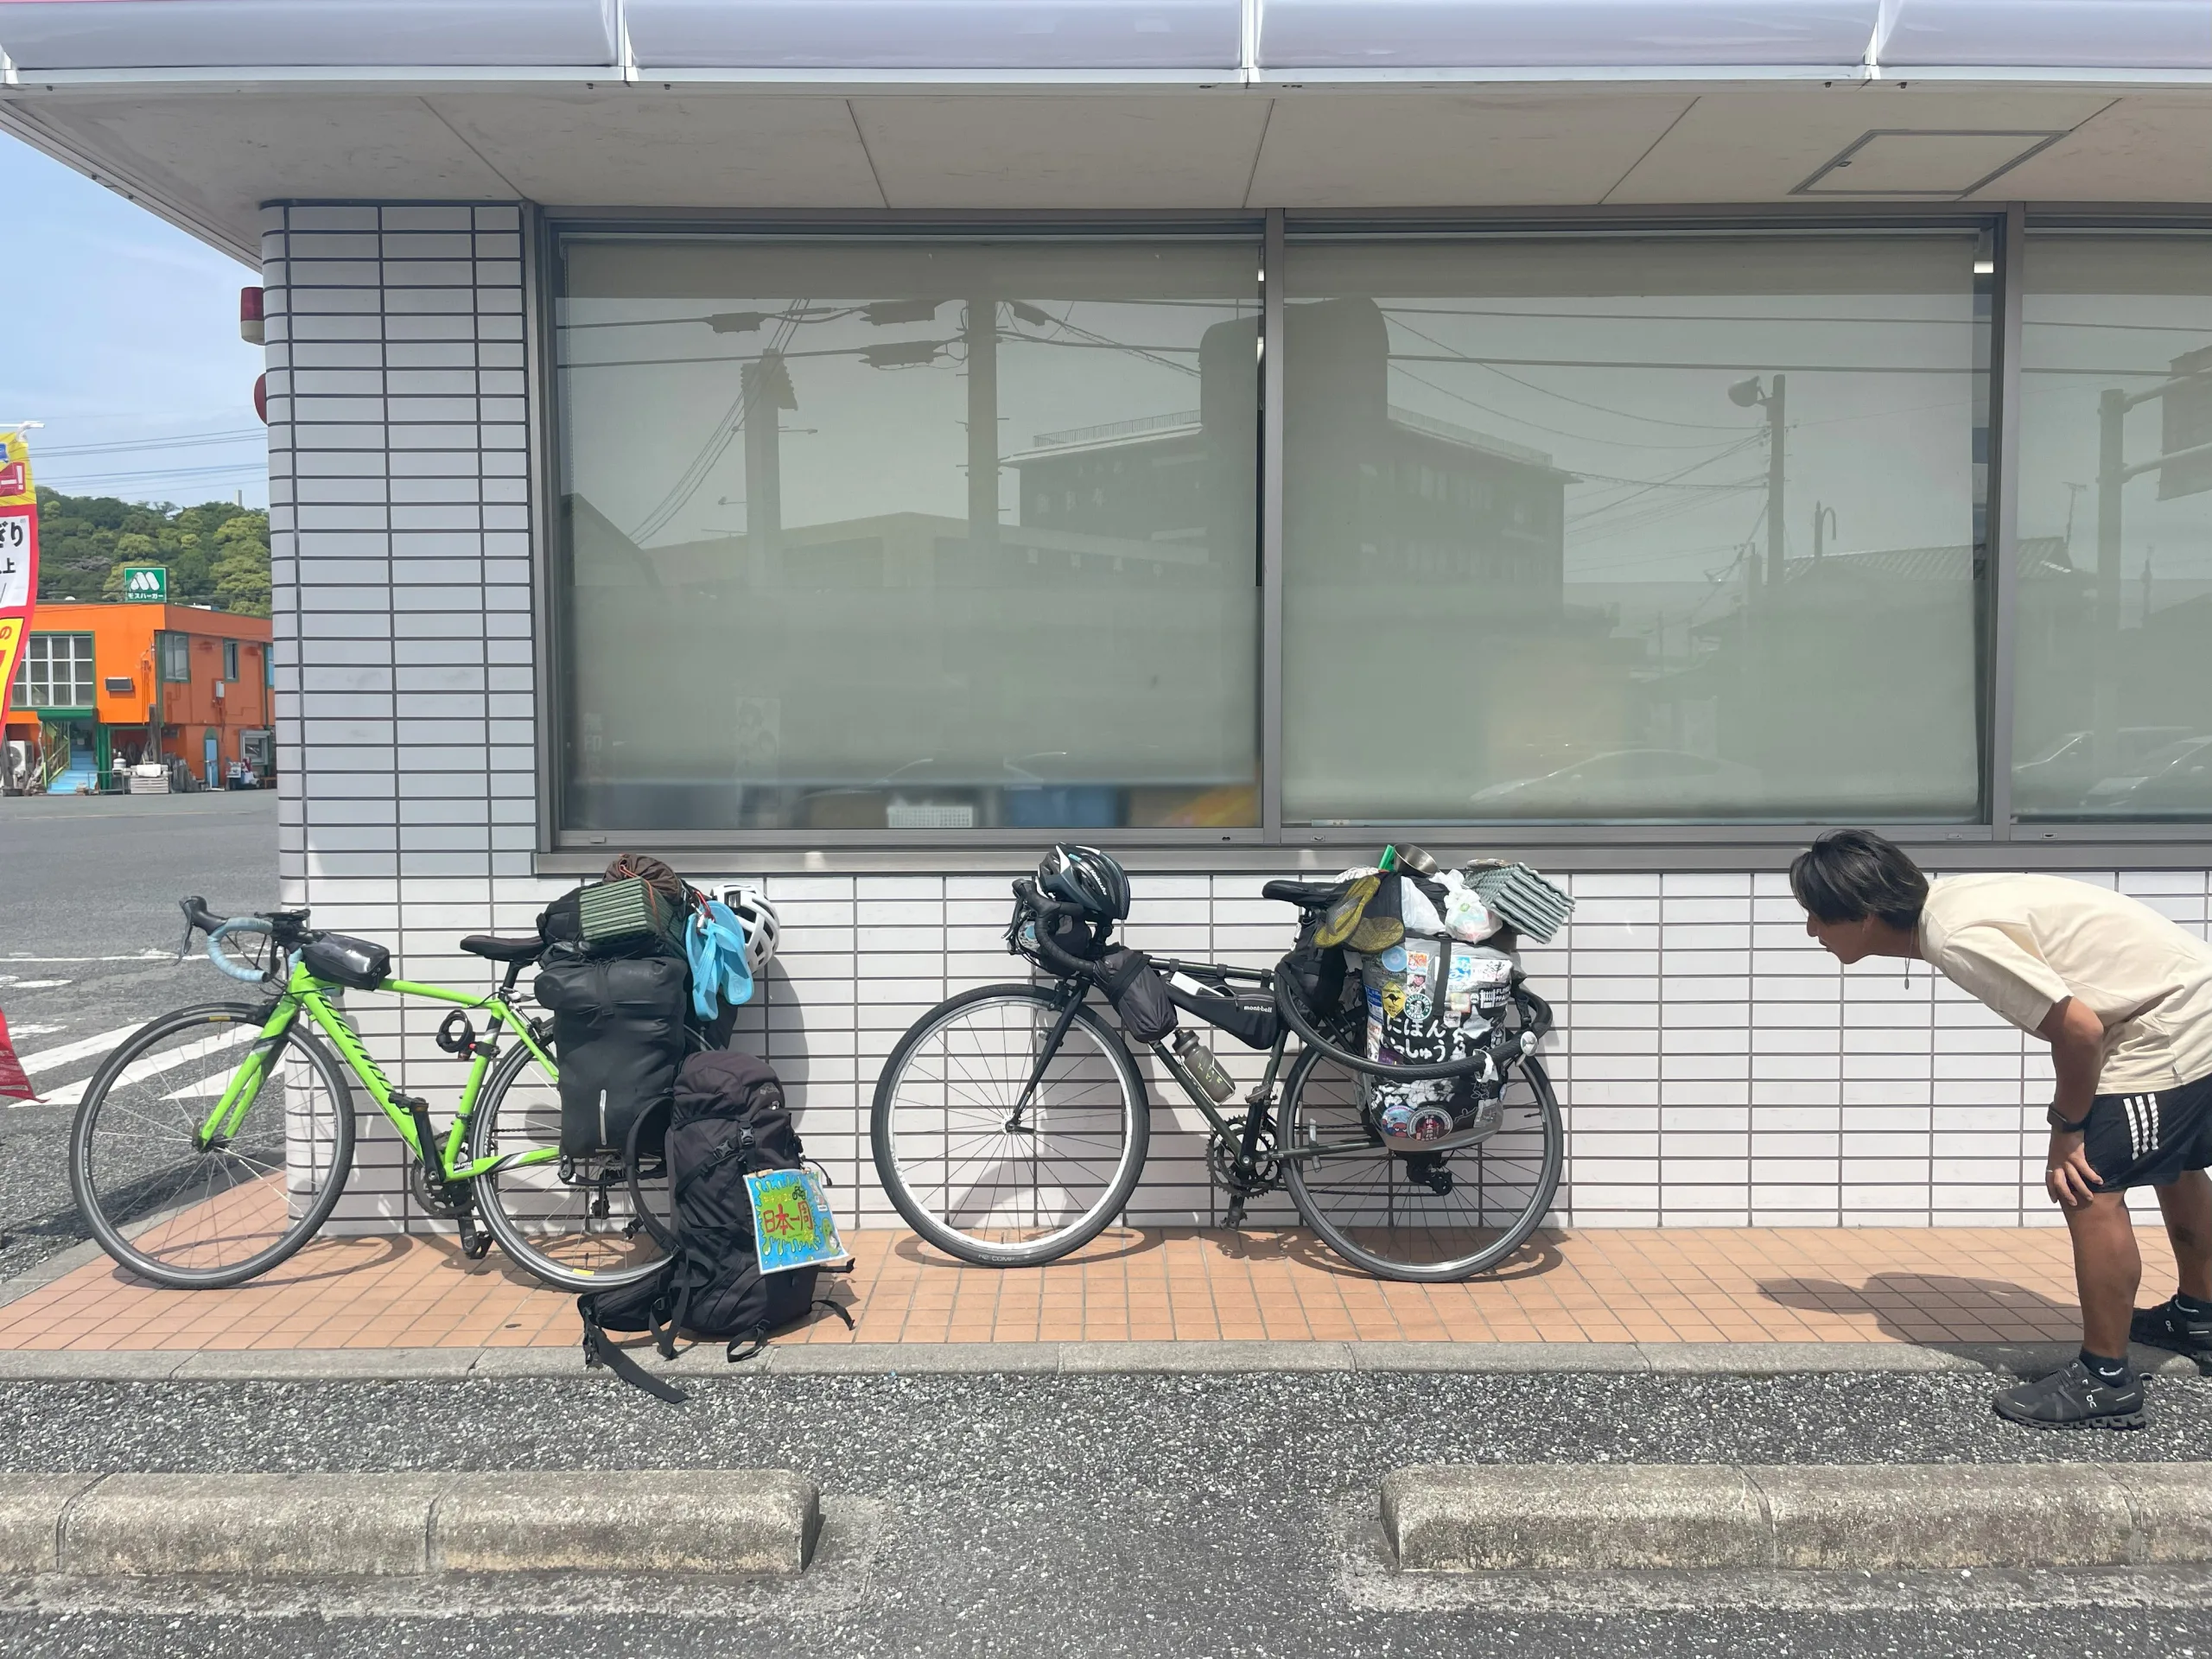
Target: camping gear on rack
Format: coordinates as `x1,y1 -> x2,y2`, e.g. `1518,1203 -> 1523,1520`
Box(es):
1325,843 -> 1570,1150
581,1051 -> 853,1402
1465,862 -> 1575,944
534,855 -> 754,1158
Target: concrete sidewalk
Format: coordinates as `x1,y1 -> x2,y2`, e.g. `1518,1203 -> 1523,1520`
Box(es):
0,1222 -> 2166,1361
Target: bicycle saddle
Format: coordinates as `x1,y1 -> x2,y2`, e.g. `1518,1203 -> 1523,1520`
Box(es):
1261,878 -> 1347,909
460,934 -> 544,963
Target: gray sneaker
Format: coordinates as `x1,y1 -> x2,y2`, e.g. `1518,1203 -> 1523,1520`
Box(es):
1992,1360 -> 2145,1431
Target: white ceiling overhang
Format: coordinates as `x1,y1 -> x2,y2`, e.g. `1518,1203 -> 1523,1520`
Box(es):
3,2 -> 2211,263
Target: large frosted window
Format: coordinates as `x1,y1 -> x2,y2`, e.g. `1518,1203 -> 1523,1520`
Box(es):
556,236 -> 1260,833
2013,235 -> 2212,822
1280,235 -> 1990,824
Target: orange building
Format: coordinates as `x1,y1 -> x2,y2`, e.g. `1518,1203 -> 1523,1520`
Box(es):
3,602 -> 274,793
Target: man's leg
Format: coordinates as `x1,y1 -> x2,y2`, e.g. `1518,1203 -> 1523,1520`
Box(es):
2063,1189 -> 2141,1359
2152,1168 -> 2212,1301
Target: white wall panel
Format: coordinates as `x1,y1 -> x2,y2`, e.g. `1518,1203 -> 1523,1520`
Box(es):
1258,1 -> 1880,70
264,199 -> 2211,1239
0,1 -> 620,70
626,0 -> 1243,70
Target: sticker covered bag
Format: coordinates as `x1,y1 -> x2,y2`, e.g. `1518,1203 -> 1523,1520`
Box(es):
744,1166 -> 849,1274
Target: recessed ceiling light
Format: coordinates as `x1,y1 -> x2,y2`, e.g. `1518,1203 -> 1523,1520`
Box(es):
1974,258 -> 1994,275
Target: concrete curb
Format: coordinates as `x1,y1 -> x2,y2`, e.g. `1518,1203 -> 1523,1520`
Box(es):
0,1338 -> 2202,1382
1381,1462 -> 2212,1573
0,1471 -> 819,1579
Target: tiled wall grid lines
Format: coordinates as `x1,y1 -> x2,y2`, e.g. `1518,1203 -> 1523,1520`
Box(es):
264,205 -> 2212,1236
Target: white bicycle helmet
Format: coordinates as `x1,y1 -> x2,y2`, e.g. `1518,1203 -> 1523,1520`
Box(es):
721,886 -> 781,973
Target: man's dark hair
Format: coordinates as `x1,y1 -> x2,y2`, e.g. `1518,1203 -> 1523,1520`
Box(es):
1788,830 -> 1929,931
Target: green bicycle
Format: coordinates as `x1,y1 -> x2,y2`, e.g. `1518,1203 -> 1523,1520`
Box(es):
66,896 -> 672,1293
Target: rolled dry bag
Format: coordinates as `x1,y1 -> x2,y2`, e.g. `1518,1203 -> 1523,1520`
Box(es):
533,944 -> 689,1157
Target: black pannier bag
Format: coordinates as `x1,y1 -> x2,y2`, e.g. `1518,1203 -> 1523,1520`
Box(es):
533,945 -> 689,1158
300,933 -> 391,991
581,1051 -> 852,1402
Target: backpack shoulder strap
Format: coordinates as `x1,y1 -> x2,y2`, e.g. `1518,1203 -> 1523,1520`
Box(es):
579,1295 -> 688,1405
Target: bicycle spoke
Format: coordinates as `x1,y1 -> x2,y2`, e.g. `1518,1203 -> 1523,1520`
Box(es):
467,1048 -> 672,1289
875,990 -> 1146,1263
1284,1051 -> 1561,1281
73,1010 -> 352,1287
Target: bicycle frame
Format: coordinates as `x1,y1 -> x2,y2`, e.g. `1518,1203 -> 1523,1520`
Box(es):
194,958 -> 562,1183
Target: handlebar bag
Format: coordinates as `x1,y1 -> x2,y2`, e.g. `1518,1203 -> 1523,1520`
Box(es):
534,945 -> 689,1157
300,934 -> 391,992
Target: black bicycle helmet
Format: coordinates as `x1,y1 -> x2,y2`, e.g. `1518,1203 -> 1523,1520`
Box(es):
1037,844 -> 1131,922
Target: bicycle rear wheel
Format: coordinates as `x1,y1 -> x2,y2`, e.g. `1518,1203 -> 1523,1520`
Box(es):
68,1003 -> 356,1289
1281,1048 -> 1560,1282
871,984 -> 1148,1267
464,1040 -> 672,1292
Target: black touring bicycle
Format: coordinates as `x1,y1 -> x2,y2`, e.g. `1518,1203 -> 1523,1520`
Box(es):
870,855 -> 1565,1282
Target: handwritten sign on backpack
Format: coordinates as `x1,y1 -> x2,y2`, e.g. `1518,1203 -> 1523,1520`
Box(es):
745,1166 -> 848,1275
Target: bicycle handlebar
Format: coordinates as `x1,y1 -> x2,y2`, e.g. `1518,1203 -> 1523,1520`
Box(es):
1020,885 -> 1105,982
176,894 -> 316,981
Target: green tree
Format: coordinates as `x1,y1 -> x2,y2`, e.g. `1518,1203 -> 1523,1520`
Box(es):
211,513 -> 272,615
35,488 -> 270,613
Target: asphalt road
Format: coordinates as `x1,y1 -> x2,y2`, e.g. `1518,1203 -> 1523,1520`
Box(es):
2,1370 -> 2210,1655
0,790 -> 279,1278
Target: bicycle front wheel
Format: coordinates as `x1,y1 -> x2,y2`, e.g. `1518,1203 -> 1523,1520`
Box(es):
872,984 -> 1148,1267
464,1040 -> 672,1293
1281,1048 -> 1561,1282
68,1003 -> 356,1289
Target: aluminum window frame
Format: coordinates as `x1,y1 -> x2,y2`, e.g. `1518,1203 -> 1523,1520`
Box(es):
11,630 -> 96,711
536,209 -> 1273,854
530,201 -> 2212,862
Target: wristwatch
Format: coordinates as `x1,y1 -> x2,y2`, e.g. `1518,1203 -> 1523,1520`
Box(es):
2046,1105 -> 2092,1134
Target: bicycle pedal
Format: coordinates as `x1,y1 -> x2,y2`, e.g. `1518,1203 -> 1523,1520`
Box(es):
458,1217 -> 492,1261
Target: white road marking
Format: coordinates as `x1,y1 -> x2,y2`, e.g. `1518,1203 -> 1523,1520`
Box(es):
10,1023 -> 65,1038
0,978 -> 71,989
1,953 -> 171,963
23,1027 -> 259,1110
16,1025 -> 143,1077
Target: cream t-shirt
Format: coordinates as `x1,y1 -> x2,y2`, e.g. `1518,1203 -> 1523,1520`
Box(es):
1919,874 -> 2212,1092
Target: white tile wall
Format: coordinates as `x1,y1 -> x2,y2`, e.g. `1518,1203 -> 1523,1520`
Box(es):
264,204 -> 2212,1236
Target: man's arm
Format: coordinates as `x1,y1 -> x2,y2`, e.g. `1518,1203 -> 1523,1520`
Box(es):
2039,995 -> 2107,1207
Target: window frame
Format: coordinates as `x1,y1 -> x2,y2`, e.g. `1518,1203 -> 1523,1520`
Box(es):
156,631 -> 192,684
10,631 -> 96,712
527,203 -> 2212,858
222,639 -> 238,683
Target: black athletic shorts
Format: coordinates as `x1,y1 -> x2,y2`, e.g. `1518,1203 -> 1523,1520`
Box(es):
2084,1073 -> 2212,1192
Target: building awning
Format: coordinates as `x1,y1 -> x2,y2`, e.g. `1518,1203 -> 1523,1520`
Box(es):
3,3 -> 2209,262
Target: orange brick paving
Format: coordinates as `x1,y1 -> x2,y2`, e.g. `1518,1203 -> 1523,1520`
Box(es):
0,1224 -> 2153,1352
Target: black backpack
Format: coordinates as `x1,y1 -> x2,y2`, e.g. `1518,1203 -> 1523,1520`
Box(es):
580,1051 -> 852,1402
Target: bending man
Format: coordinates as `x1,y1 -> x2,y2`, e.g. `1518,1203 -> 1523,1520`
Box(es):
1791,829 -> 2212,1429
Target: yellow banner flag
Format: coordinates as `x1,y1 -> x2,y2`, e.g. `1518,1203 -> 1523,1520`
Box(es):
0,431 -> 34,710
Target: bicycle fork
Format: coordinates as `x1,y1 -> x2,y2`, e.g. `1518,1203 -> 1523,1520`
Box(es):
194,999 -> 302,1152
1006,987 -> 1087,1133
